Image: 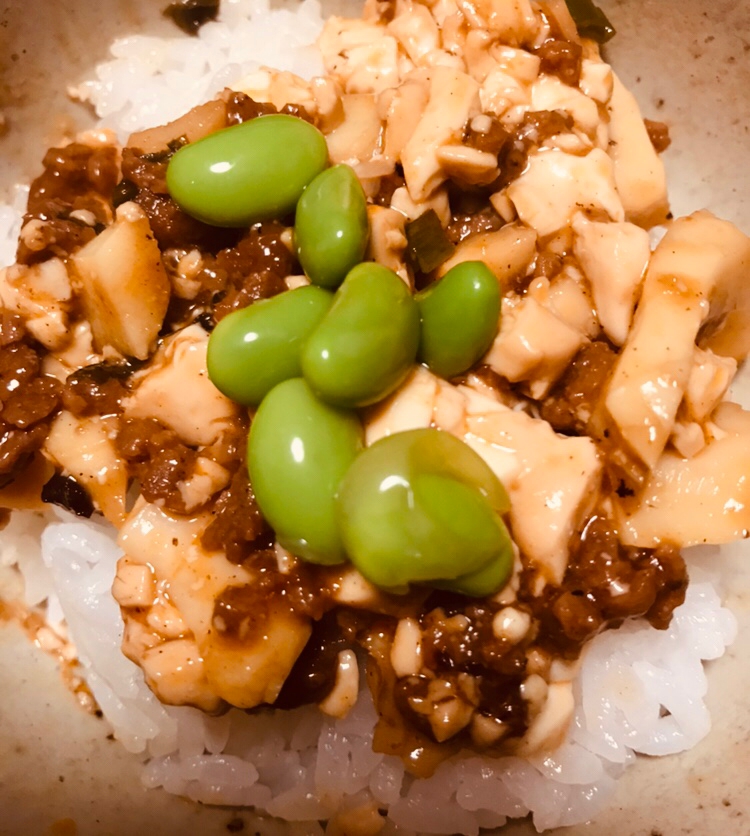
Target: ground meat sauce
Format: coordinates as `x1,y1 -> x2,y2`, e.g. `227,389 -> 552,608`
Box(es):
121,146 -> 241,252
116,417 -> 204,515
62,361 -> 138,417
201,466 -> 273,563
18,143 -> 119,265
494,110 -> 574,191
523,513 -> 687,655
446,189 -> 505,245
644,118 -> 672,154
541,340 -> 618,435
535,39 -> 583,87
4,91 -> 693,770
0,310 -> 61,485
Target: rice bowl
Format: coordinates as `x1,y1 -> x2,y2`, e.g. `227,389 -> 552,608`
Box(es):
1,1 -> 750,834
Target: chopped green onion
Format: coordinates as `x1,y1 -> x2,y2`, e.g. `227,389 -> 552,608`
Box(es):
405,210 -> 455,274
564,0 -> 616,43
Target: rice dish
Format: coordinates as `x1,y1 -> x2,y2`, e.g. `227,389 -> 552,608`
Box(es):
1,1 -> 749,833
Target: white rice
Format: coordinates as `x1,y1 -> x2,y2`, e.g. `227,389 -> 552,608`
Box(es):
0,0 -> 743,832
71,0 -> 327,138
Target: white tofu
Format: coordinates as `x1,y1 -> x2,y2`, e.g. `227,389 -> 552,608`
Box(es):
0,259 -> 72,350
531,74 -> 600,136
484,295 -> 586,398
402,66 -> 481,200
71,206 -> 170,360
616,404 -> 750,548
479,66 -> 530,119
457,0 -> 540,45
319,18 -> 403,94
387,3 -> 440,64
607,73 -> 669,228
365,365 -> 439,445
437,222 -> 537,283
460,389 -> 602,584
506,148 -> 624,238
124,324 -> 240,448
573,215 -> 650,345
579,59 -> 614,104
44,411 -> 128,526
601,211 -> 750,470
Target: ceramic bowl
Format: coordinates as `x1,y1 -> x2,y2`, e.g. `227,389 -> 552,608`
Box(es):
0,1 -> 749,833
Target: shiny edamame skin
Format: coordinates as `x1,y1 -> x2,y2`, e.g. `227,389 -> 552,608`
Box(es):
294,164 -> 369,289
207,285 -> 333,406
302,262 -> 421,408
416,260 -> 501,379
166,114 -> 329,227
337,429 -> 513,594
247,377 -> 363,565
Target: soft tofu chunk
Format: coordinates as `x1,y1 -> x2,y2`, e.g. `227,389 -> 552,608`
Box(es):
616,404 -> 750,548
71,204 -> 170,360
599,211 -> 750,470
118,500 -> 251,644
390,184 -> 451,226
381,73 -> 430,162
461,395 -> 602,584
365,365 -> 439,445
457,0 -> 540,45
435,144 -> 499,186
484,296 -> 586,398
538,271 -> 599,339
573,215 -> 650,345
579,58 -> 614,104
401,66 -> 480,200
530,75 -> 600,136
140,639 -> 219,712
366,205 -> 409,282
128,99 -> 226,153
479,66 -> 530,120
437,222 -> 537,284
124,324 -> 240,447
118,500 -> 313,708
201,602 -> 312,709
492,44 -> 541,84
607,73 -> 669,228
684,348 -> 737,423
387,3 -> 440,64
324,93 -> 384,167
319,18 -> 403,94
44,411 -> 128,526
464,29 -> 500,82
506,148 -> 624,238
0,259 -> 72,350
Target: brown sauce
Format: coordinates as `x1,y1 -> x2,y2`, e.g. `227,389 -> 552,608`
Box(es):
0,311 -> 62,486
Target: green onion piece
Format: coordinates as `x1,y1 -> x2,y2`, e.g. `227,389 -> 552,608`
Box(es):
564,0 -> 616,43
405,210 -> 455,274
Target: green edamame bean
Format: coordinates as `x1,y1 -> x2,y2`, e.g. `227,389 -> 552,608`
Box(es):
295,165 -> 369,289
337,428 -> 512,593
416,260 -> 501,379
302,263 -> 420,408
247,378 -> 363,565
207,286 -> 333,406
433,526 -> 514,597
166,114 -> 328,227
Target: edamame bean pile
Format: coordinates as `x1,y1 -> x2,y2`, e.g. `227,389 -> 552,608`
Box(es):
173,113 -> 512,596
